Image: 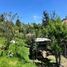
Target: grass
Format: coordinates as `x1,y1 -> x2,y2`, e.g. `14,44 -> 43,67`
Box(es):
0,56 -> 36,67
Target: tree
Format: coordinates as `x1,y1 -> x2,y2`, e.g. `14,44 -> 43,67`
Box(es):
0,14 -> 5,22
43,17 -> 67,66
0,13 -> 16,50
51,11 -> 57,21
42,11 -> 50,26
16,19 -> 21,27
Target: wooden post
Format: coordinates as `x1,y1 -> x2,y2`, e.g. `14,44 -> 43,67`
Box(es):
64,45 -> 66,57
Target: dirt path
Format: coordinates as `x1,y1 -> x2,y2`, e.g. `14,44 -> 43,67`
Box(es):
46,55 -> 67,67
61,60 -> 67,67
61,56 -> 67,67
62,62 -> 67,67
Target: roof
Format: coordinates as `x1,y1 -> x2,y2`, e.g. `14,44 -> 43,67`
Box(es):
35,38 -> 51,42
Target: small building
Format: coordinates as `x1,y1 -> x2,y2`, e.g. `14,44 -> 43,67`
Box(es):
35,38 -> 51,50
29,38 -> 51,60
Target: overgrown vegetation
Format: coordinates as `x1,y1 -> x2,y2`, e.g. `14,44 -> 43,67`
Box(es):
0,11 -> 67,67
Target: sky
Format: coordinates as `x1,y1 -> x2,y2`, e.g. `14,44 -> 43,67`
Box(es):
0,0 -> 67,23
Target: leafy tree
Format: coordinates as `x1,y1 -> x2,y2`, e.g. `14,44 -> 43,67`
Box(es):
0,13 -> 16,51
43,17 -> 67,65
16,19 -> 21,27
42,11 -> 50,26
0,14 -> 5,22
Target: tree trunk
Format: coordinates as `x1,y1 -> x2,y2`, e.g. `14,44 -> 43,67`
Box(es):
64,45 -> 67,57
58,52 -> 61,67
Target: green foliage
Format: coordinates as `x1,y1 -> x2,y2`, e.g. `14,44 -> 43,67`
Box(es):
0,12 -> 67,66
51,37 -> 62,52
0,37 -> 6,45
16,41 -> 29,62
8,38 -> 30,62
0,57 -> 36,67
0,38 -> 36,67
44,18 -> 67,51
0,12 -> 37,67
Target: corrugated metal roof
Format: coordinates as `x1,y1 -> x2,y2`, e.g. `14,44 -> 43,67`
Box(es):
35,38 -> 51,42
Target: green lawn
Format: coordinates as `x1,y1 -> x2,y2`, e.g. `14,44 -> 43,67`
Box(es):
0,57 -> 36,67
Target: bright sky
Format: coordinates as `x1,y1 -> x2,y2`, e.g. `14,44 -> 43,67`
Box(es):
0,0 -> 67,23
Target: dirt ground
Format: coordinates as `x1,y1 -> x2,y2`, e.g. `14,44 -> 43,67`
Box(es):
32,55 -> 67,67
47,55 -> 67,67
61,56 -> 67,67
